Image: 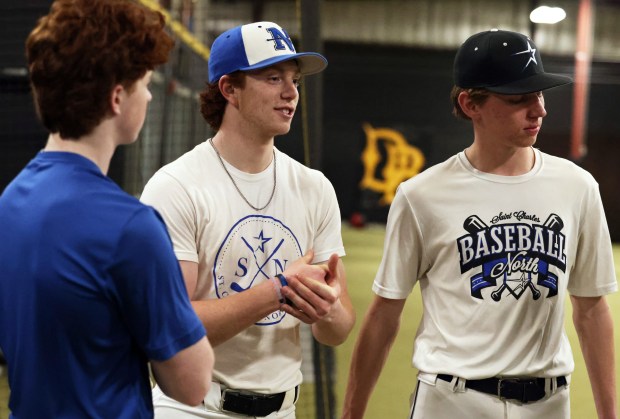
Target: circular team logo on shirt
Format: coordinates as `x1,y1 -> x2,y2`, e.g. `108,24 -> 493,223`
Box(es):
213,215 -> 302,325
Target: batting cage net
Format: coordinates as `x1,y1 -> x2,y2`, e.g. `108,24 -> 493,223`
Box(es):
0,1 -> 336,419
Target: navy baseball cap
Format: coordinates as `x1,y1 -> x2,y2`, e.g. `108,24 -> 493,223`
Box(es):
208,21 -> 327,84
454,29 -> 572,94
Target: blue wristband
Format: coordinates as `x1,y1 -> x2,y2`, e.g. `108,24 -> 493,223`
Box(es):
276,274 -> 288,287
276,274 -> 294,306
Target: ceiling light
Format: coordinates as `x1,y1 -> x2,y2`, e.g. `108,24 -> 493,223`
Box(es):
530,6 -> 567,24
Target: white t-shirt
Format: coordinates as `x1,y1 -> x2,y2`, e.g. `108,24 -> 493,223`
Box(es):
373,148 -> 617,379
141,140 -> 345,393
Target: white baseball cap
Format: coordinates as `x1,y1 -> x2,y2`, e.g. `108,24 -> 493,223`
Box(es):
208,21 -> 328,83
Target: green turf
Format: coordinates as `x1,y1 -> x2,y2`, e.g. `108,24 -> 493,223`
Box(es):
335,224 -> 620,418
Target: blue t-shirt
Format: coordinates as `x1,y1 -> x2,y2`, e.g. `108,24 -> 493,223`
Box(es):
0,152 -> 206,418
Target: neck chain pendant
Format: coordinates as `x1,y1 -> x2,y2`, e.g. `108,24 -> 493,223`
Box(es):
209,138 -> 276,211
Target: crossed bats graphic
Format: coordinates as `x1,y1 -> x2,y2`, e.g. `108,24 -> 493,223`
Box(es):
463,214 -> 563,301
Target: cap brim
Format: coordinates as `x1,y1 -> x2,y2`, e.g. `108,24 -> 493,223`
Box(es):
239,52 -> 327,76
486,73 -> 572,94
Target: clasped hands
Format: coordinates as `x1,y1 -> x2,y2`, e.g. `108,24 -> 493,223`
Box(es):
279,250 -> 342,324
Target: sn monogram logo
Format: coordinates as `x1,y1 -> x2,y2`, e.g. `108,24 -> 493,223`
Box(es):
265,27 -> 295,53
214,215 -> 302,325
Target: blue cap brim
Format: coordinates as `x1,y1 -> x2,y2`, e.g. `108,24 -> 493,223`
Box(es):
238,52 -> 327,76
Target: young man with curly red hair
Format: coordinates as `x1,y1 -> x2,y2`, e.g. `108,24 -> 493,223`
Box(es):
0,1 -> 214,417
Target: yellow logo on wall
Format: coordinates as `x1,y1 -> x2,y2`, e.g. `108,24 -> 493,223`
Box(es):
360,123 -> 426,205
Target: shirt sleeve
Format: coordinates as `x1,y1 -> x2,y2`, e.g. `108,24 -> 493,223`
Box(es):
372,185 -> 424,299
109,207 -> 205,361
311,175 -> 346,264
140,171 -> 200,263
567,182 -> 618,296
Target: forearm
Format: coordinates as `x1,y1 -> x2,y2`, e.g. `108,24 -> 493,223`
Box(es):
192,280 -> 281,346
341,297 -> 404,419
572,295 -> 617,419
311,295 -> 356,346
151,336 -> 214,406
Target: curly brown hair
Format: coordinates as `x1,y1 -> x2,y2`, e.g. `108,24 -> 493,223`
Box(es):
199,72 -> 245,131
26,0 -> 174,139
450,86 -> 491,120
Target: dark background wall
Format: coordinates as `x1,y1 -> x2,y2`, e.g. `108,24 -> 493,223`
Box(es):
2,4 -> 620,240
0,1 -> 49,188
580,61 -> 620,238
305,42 -> 620,241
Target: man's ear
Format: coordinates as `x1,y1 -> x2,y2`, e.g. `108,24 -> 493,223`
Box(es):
110,84 -> 124,116
457,91 -> 479,120
218,75 -> 239,107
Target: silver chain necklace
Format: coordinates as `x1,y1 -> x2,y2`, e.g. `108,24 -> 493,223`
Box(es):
209,138 -> 276,211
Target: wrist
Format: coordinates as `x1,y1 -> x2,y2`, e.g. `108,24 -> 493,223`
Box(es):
276,273 -> 288,287
270,277 -> 285,306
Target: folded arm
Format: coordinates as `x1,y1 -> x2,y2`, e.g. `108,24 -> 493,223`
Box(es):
182,250 -> 330,347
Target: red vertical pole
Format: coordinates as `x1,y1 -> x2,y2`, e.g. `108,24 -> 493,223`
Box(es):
570,0 -> 594,161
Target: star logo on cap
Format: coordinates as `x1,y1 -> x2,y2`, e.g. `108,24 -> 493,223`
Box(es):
512,41 -> 538,71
